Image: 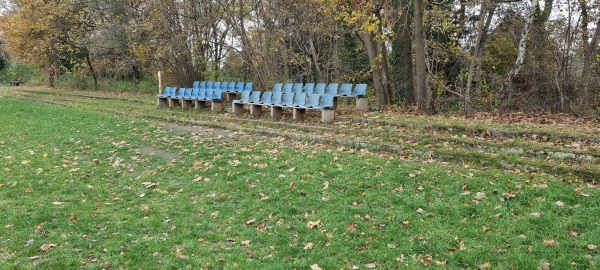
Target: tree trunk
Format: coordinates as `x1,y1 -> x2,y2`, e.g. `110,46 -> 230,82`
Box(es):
308,33 -> 324,82
414,0 -> 429,113
392,0 -> 414,105
578,0 -> 600,112
85,49 -> 98,89
504,0 -> 538,97
359,29 -> 388,106
465,0 -> 493,113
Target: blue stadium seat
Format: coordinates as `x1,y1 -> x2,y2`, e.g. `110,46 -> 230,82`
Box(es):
271,91 -> 283,105
176,88 -> 185,98
205,89 -> 214,100
317,94 -> 334,109
212,82 -> 221,91
305,94 -> 321,108
199,81 -> 207,90
191,87 -> 199,99
220,82 -> 229,91
282,83 -> 293,93
272,83 -> 283,92
235,82 -> 244,92
279,92 -> 295,106
227,82 -> 236,92
326,83 -> 339,95
233,90 -> 251,103
193,81 -> 200,89
197,88 -> 206,99
259,91 -> 273,104
292,83 -> 303,93
304,83 -> 315,94
212,89 -> 223,100
244,82 -> 253,91
339,83 -> 353,96
314,83 -> 326,94
184,88 -> 193,99
248,91 -> 261,103
291,93 -> 307,107
353,84 -> 367,97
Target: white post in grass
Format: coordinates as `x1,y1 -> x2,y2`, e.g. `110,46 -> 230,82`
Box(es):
158,71 -> 162,94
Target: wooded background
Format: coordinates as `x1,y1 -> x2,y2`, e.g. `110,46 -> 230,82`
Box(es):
0,0 -> 598,115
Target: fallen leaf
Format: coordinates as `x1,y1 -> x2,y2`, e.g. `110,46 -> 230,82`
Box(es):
176,249 -> 187,258
28,255 -> 42,260
347,221 -> 357,232
244,219 -> 256,226
480,262 -> 491,269
310,264 -> 322,270
304,242 -> 314,250
555,201 -> 565,206
51,201 -> 63,206
568,230 -> 579,237
400,220 -> 410,228
323,181 -> 329,189
530,212 -> 541,217
501,192 -> 517,201
574,187 -> 592,197
306,220 -> 323,229
276,219 -> 285,226
475,192 -> 487,200
210,211 -> 219,219
225,238 -> 237,242
241,240 -> 250,246
40,244 -> 57,252
538,261 -> 551,270
70,215 -> 78,221
587,244 -> 597,250
435,260 -> 447,266
365,262 -> 377,268
25,187 -> 32,193
288,167 -> 296,172
290,182 -> 297,189
543,239 -> 558,247
420,255 -> 431,266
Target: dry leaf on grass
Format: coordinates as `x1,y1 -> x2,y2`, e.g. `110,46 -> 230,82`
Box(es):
40,244 -> 57,252
303,242 -> 314,250
310,264 -> 322,270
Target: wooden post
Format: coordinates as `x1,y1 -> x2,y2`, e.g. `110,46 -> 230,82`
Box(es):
158,71 -> 163,94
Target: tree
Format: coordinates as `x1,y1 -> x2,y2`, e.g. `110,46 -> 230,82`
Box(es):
414,0 -> 430,113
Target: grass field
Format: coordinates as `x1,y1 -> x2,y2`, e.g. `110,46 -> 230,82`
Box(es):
0,87 -> 599,269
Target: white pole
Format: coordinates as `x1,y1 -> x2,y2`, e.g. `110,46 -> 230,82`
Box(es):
158,71 -> 163,94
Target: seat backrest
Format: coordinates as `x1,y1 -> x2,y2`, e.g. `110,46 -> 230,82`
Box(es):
199,81 -> 207,90
319,94 -> 334,108
177,88 -> 186,98
326,83 -> 339,95
282,92 -> 295,106
307,94 -> 321,107
227,82 -> 236,91
205,89 -> 214,100
206,81 -> 214,90
314,83 -> 326,94
283,83 -> 293,93
273,83 -> 283,92
191,87 -> 199,98
292,83 -> 303,93
339,83 -> 353,96
293,93 -> 307,107
220,82 -> 229,91
184,88 -> 193,98
250,91 -> 261,103
353,84 -> 367,97
304,83 -> 315,94
237,90 -> 251,102
235,82 -> 244,92
271,91 -> 283,104
193,81 -> 200,89
162,87 -> 169,96
198,88 -> 206,99
260,91 -> 273,104
212,82 -> 221,90
244,82 -> 253,91
212,89 -> 223,100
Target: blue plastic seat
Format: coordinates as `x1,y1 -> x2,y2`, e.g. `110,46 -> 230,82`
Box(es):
353,84 -> 367,97
292,83 -> 303,93
193,81 -> 200,89
199,81 -> 207,90
339,83 -> 353,96
206,81 -> 214,90
158,87 -> 170,97
212,89 -> 223,100
235,82 -> 244,92
277,92 -> 295,106
227,82 -> 236,92
176,88 -> 186,98
220,82 -> 229,91
259,91 -> 273,104
272,83 -> 283,92
233,90 -> 251,103
244,82 -> 253,91
314,83 -> 326,94
197,88 -> 206,99
271,91 -> 283,105
291,93 -> 307,107
305,94 -> 321,108
326,83 -> 339,95
282,83 -> 293,93
318,94 -> 334,109
184,88 -> 193,99
304,83 -> 315,94
248,91 -> 261,103
212,82 -> 221,91
205,89 -> 214,100
191,87 -> 199,99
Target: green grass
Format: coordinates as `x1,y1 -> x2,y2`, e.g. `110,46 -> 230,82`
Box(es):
0,97 -> 599,269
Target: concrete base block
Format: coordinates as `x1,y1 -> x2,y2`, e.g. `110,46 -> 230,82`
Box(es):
226,92 -> 238,102
168,98 -> 178,108
333,96 -> 339,109
211,101 -> 223,112
232,103 -> 244,115
356,97 -> 369,111
271,106 -> 283,120
194,100 -> 207,109
158,98 -> 168,108
250,105 -> 262,117
182,100 -> 192,109
321,109 -> 335,123
293,108 -> 306,122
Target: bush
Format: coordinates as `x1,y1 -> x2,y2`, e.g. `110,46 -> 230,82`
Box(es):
0,61 -> 40,84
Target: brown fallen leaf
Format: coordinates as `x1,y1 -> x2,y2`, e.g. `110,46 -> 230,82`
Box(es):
303,242 -> 314,250
176,249 -> 187,258
310,264 -> 322,270
347,221 -> 357,232
365,262 -> 377,268
480,262 -> 491,269
290,182 -> 297,189
210,211 -> 219,219
400,220 -> 410,228
241,240 -> 250,246
244,219 -> 256,226
475,192 -> 487,200
420,255 -> 431,266
568,230 -> 579,237
435,260 -> 447,266
587,244 -> 597,250
543,239 -> 558,247
40,244 -> 57,252
25,187 -> 32,193
538,262 -> 551,270
70,215 -> 78,221
306,220 -> 323,229
28,255 -> 42,260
